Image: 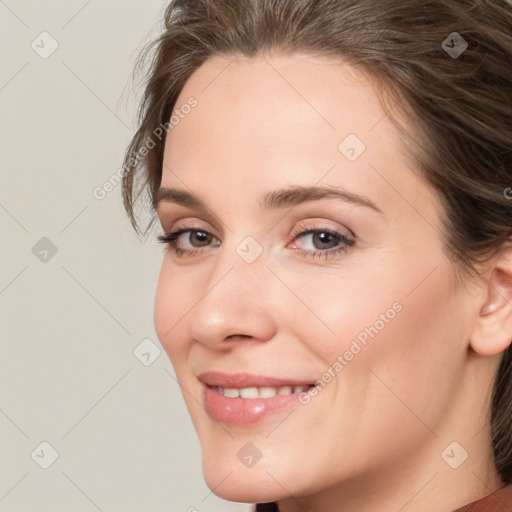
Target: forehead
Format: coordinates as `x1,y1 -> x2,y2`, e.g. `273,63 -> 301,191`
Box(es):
161,53 -> 441,222
165,53 -> 388,162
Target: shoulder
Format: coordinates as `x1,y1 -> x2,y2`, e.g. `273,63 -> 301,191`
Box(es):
252,485 -> 512,512
453,484 -> 512,512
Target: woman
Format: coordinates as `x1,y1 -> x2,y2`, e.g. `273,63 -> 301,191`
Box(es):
121,0 -> 512,510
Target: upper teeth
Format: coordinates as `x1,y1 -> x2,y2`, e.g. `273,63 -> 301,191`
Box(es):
215,385 -> 312,398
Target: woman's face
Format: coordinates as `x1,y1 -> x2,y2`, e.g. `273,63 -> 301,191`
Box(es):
153,54 -> 485,504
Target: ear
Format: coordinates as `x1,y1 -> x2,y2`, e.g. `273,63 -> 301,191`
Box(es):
471,239 -> 512,356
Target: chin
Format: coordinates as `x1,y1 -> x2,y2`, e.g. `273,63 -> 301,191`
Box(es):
202,463 -> 281,503
200,448 -> 326,505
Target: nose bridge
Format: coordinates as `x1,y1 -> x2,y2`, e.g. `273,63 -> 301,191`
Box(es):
187,236 -> 276,346
213,231 -> 268,292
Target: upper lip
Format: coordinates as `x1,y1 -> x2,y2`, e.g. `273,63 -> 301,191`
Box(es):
198,371 -> 316,388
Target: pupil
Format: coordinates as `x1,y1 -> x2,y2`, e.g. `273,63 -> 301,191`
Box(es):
314,232 -> 336,249
193,231 -> 209,246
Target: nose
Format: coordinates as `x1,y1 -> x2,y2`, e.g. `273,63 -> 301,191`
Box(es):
187,252 -> 278,349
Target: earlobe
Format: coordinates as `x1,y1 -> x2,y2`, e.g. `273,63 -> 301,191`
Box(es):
470,243 -> 512,356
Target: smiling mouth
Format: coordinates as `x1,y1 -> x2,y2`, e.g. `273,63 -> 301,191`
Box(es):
208,384 -> 316,398
201,374 -> 319,424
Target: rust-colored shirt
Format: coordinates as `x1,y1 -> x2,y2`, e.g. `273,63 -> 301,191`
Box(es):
254,483 -> 512,511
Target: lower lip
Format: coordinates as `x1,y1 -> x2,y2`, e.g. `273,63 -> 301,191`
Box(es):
203,384 -> 307,425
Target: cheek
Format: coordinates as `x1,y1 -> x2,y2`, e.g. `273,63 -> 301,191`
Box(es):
339,265 -> 467,430
284,251 -> 467,412
276,260 -> 403,361
153,261 -> 191,361
287,244 -> 456,358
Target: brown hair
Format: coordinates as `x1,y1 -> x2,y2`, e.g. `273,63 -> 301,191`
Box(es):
122,0 -> 512,484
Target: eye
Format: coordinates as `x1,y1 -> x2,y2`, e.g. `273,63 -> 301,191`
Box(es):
157,228 -> 220,257
288,223 -> 355,260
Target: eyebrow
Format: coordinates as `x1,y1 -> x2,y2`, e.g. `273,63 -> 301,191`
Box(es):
153,185 -> 384,215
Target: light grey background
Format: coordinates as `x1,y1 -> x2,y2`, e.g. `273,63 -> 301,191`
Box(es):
0,1 -> 250,511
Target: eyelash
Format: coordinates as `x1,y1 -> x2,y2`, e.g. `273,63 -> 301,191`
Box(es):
157,222 -> 355,260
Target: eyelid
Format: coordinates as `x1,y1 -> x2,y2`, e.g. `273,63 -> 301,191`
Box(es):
162,217 -> 219,237
163,219 -> 353,244
289,219 -> 354,240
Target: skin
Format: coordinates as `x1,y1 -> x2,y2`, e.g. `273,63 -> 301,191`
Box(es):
153,53 -> 512,512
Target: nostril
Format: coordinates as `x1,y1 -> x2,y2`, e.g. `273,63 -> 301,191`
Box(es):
226,334 -> 253,341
